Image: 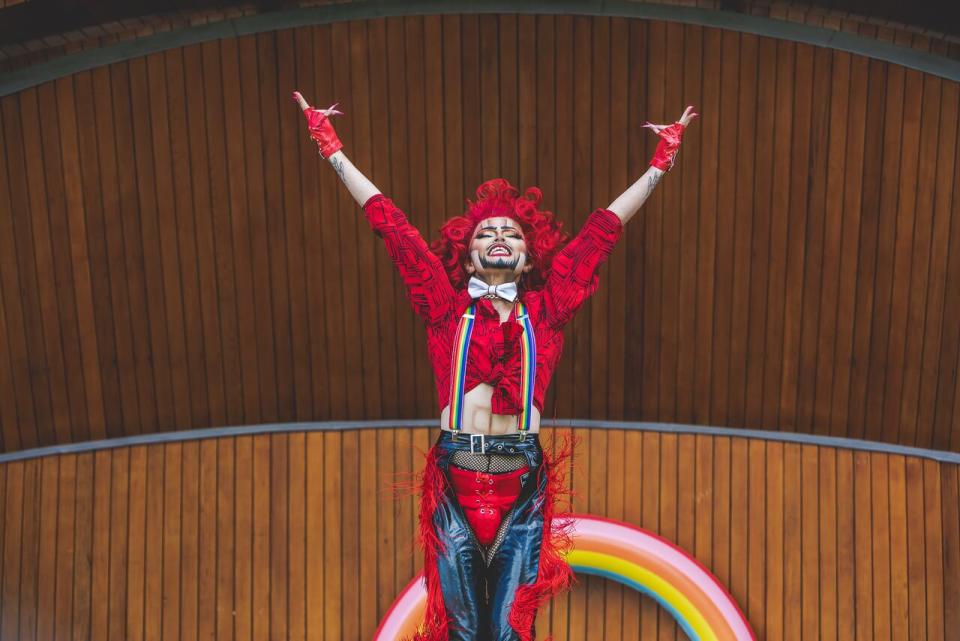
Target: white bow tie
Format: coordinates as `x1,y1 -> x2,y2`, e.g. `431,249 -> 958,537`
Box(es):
467,277 -> 518,302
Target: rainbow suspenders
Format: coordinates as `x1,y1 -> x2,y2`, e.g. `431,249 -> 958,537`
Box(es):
448,301 -> 537,440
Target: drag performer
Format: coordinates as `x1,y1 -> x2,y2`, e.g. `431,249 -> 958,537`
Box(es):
294,91 -> 696,641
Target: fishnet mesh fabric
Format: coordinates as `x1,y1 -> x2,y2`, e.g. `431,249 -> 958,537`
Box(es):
450,451 -> 529,473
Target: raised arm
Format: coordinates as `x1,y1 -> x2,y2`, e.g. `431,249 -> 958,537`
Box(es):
293,91 -> 380,206
607,105 -> 698,225
293,91 -> 456,325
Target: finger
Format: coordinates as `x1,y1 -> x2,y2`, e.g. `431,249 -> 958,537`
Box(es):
292,91 -> 310,112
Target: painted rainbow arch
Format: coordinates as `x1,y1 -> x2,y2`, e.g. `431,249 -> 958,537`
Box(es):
374,514 -> 755,641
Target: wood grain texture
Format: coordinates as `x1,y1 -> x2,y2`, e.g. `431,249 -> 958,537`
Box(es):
1,14 -> 960,454
0,427 -> 952,639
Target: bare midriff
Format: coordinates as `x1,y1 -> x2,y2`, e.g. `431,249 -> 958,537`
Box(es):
440,383 -> 542,435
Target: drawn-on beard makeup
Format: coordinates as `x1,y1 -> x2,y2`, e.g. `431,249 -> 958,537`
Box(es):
477,253 -> 522,271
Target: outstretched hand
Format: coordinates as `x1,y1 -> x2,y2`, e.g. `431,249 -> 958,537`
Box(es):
292,91 -> 344,158
292,91 -> 343,119
642,105 -> 698,134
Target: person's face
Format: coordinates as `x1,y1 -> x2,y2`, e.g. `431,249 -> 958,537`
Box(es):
465,217 -> 532,281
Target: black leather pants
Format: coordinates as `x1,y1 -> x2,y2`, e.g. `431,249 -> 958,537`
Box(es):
431,431 -> 546,641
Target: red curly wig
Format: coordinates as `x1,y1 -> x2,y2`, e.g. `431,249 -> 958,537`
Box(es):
430,178 -> 569,291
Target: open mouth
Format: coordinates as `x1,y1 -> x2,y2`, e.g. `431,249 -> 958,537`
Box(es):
488,243 -> 511,257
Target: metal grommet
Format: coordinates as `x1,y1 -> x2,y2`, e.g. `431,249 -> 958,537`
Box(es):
488,479 -> 494,485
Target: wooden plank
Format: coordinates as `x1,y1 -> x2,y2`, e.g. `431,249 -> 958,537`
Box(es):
888,456 -> 909,641
726,31 -> 757,426
570,15 -> 592,419
778,41 -> 814,433
256,32 -> 294,425
765,441 -> 784,641
127,55 -> 176,434
835,449 -> 855,641
746,439 -> 766,634
710,29 -> 740,426
863,54 -> 906,444
800,445 -> 819,639
74,68 -> 125,442
180,441 -> 200,641
499,14 -> 518,183
622,17 -> 648,420
761,38 -> 794,430
72,453 -> 94,641
657,20 -> 684,426
923,460 -> 944,641
305,433 -> 323,640
587,427 -> 607,639
782,444 -> 801,640
588,16 -> 611,420
694,434 -> 714,570
478,13 -> 500,180
17,86 -> 73,446
1,462 -> 23,641
846,57 -> 887,442
916,78 -> 958,449
219,36 -> 262,424
143,445 -> 163,641
50,455 -> 74,640
146,49 -> 193,431
198,439 -> 218,641
381,16 -> 414,418
288,433 -> 306,641
89,451 -> 112,641
793,44 -> 831,434
713,436 -> 731,585
684,29 -> 723,424
853,451 -> 874,641
442,14 -> 465,217
126,447 -> 147,641
109,60 -> 160,434
233,436 -> 253,641
160,443 -> 183,641
251,435 -> 270,639
270,434 -> 289,640
0,95 -> 42,449
517,14 -> 537,190
814,48 -> 850,436
400,16 -> 434,416
729,438 -> 748,612
871,453 -> 892,641
640,20 -> 664,421
895,69 -> 940,445
183,42 -> 228,427
743,34 -> 774,430
550,14 -> 574,420
939,465 -> 959,639
36,457 -> 59,641
237,34 -> 278,422
216,438 -> 236,641
818,448 -> 838,641
323,431 -> 342,641
905,457 -> 928,640
17,459 -> 39,639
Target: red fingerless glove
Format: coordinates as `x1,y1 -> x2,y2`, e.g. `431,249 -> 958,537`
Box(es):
649,122 -> 687,171
304,107 -> 343,158
293,92 -> 344,158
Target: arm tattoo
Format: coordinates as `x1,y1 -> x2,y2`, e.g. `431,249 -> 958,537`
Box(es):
646,171 -> 663,193
330,156 -> 347,183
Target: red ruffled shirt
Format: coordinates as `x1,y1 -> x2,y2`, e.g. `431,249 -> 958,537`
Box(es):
363,194 -> 623,416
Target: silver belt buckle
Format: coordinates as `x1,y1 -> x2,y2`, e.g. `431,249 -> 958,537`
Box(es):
469,433 -> 487,455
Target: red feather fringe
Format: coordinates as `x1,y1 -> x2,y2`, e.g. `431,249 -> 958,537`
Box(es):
408,435 -> 576,641
507,435 -> 576,641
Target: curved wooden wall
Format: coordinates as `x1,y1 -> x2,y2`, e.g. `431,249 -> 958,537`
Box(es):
0,426 -> 956,640
2,14 -> 960,453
